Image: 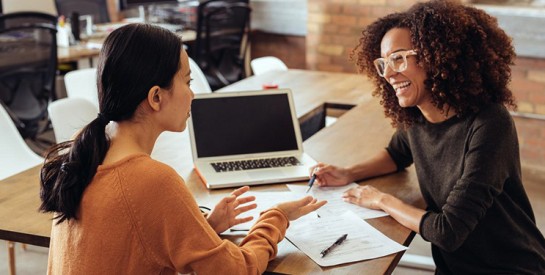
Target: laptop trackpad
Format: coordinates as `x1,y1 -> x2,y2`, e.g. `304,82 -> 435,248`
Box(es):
247,170 -> 286,180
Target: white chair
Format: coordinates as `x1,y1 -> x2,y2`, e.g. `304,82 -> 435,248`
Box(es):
48,98 -> 99,143
188,57 -> 212,94
0,103 -> 44,275
64,68 -> 99,108
0,104 -> 44,180
250,56 -> 288,76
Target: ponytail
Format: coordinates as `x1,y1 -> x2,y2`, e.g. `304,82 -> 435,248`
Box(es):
40,115 -> 110,223
39,23 -> 183,224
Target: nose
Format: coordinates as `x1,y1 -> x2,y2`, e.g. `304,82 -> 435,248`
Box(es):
189,88 -> 195,100
382,64 -> 397,79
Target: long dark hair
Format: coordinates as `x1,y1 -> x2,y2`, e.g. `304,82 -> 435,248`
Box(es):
40,24 -> 182,223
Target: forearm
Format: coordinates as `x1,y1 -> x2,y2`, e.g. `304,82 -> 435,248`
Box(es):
347,149 -> 398,181
378,193 -> 425,233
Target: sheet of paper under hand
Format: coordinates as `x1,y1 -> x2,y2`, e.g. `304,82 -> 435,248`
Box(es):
285,211 -> 407,267
287,183 -> 388,219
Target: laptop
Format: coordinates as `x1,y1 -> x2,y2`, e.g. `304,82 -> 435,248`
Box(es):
188,89 -> 317,189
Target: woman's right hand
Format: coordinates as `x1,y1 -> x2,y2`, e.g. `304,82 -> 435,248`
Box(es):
311,163 -> 352,187
275,196 -> 327,221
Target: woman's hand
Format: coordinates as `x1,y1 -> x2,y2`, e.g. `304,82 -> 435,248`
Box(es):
311,163 -> 352,187
342,185 -> 385,210
207,186 -> 257,234
275,196 -> 327,221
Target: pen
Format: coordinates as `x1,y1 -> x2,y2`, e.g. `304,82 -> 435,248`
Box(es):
320,234 -> 348,258
306,168 -> 318,193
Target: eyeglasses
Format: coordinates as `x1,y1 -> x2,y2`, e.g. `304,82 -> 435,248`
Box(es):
373,50 -> 418,77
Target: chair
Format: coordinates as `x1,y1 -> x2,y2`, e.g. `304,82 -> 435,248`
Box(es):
0,12 -> 58,142
0,102 -> 43,179
64,68 -> 99,107
55,0 -> 110,24
0,103 -> 44,275
250,56 -> 288,76
0,11 -> 57,26
189,57 -> 212,93
48,97 -> 98,143
193,0 -> 251,90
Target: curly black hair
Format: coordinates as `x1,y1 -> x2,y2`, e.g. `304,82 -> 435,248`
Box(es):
352,0 -> 517,128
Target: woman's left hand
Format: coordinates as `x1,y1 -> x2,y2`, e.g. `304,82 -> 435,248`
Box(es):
342,185 -> 385,210
207,186 -> 257,234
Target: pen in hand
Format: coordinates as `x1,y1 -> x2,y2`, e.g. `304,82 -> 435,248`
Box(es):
306,168 -> 318,193
320,234 -> 348,258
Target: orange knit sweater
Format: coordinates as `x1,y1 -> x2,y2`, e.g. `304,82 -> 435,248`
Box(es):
47,154 -> 289,274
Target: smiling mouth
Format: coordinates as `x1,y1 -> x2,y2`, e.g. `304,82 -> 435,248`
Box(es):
392,81 -> 411,93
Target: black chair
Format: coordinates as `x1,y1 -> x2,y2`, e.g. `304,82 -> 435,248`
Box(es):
0,11 -> 58,28
193,0 -> 251,90
55,0 -> 110,24
0,12 -> 57,142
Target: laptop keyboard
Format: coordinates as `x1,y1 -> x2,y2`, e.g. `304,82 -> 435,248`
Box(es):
211,157 -> 302,172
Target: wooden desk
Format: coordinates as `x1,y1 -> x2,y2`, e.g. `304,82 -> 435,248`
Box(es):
0,70 -> 424,274
57,41 -> 102,64
57,29 -> 196,63
218,69 -> 375,118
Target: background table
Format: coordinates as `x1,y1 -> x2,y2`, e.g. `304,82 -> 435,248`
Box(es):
57,28 -> 196,63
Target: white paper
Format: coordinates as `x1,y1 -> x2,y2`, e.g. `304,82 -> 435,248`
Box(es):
285,211 -> 407,267
287,183 -> 388,219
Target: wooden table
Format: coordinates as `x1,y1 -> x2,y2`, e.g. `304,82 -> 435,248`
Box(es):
0,70 -> 424,274
57,29 -> 196,63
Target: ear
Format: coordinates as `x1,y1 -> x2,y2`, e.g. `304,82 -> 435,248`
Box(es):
146,85 -> 163,112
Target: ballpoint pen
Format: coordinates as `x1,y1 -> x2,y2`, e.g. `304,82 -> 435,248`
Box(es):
320,234 -> 348,258
306,168 -> 318,193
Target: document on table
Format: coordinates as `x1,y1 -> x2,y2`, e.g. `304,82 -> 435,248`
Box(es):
287,183 -> 388,219
285,211 -> 407,267
220,191 -> 299,231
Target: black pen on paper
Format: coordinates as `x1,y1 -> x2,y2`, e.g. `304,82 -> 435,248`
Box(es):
320,234 -> 348,258
306,168 -> 318,193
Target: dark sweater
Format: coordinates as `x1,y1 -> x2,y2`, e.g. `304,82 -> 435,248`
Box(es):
386,104 -> 545,274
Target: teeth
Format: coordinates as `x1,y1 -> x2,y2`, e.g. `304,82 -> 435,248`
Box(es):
393,81 -> 411,91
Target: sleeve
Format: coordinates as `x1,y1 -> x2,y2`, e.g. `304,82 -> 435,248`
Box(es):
123,162 -> 289,274
385,128 -> 413,171
419,107 -> 518,252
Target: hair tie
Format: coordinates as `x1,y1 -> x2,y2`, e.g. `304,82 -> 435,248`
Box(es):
97,113 -> 110,124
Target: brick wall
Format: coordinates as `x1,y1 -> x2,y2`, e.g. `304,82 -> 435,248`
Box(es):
306,0 -> 412,72
511,58 -> 545,169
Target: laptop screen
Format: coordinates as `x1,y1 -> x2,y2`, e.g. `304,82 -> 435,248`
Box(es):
190,92 -> 299,158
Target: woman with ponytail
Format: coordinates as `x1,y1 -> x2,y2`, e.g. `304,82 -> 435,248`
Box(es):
40,24 -> 326,274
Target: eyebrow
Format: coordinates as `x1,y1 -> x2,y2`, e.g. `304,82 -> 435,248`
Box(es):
382,48 -> 411,57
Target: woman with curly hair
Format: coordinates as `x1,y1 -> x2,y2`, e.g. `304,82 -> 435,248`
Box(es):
311,0 -> 545,273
